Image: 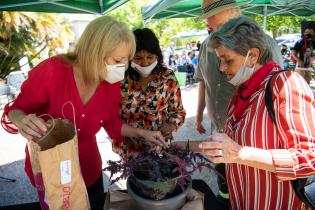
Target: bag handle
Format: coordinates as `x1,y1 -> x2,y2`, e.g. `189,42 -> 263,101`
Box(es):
36,114 -> 55,144
38,101 -> 76,142
61,101 -> 77,126
36,101 -> 77,143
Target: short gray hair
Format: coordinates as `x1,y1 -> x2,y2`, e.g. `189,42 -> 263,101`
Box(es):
208,16 -> 272,64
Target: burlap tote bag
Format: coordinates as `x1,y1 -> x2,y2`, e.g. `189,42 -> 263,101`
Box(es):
28,113 -> 90,210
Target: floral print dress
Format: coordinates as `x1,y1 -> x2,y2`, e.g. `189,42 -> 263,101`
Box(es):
113,68 -> 186,157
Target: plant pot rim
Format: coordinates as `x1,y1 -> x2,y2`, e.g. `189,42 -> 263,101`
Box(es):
127,176 -> 192,204
130,173 -> 183,182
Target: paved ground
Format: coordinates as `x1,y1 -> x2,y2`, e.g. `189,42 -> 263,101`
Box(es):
0,83 -> 218,207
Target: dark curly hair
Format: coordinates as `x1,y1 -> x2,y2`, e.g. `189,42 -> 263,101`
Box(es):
126,28 -> 167,81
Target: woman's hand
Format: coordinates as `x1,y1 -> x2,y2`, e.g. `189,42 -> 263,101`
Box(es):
121,124 -> 167,148
199,133 -> 242,164
194,118 -> 206,134
9,111 -> 48,141
160,123 -> 176,141
139,129 -> 167,148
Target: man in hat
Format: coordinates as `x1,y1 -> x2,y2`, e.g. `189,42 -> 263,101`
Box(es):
194,0 -> 283,207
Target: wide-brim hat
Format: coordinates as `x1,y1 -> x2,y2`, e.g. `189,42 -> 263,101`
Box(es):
196,0 -> 238,22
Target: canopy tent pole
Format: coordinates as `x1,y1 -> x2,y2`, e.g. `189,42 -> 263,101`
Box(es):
0,2 -> 42,9
142,0 -> 181,22
141,4 -> 154,27
142,6 -> 199,27
0,0 -> 66,10
263,5 -> 267,32
50,2 -> 99,14
164,7 -> 200,18
101,0 -> 129,15
99,0 -> 104,14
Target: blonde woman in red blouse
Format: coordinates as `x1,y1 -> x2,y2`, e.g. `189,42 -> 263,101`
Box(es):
1,16 -> 165,210
199,16 -> 315,209
114,28 -> 186,157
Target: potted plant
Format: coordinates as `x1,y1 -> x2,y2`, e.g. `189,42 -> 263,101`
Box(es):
104,144 -> 221,210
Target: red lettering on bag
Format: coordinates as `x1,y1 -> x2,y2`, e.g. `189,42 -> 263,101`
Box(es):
61,186 -> 70,210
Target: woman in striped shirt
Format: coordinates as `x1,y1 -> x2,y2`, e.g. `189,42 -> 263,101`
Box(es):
200,16 -> 315,210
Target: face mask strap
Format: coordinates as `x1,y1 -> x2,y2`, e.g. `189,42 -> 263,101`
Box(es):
244,50 -> 257,69
244,50 -> 251,66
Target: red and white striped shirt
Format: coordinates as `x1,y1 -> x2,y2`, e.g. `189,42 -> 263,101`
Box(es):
225,69 -> 315,210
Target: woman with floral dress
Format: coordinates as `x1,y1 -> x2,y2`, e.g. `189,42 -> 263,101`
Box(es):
114,28 -> 186,156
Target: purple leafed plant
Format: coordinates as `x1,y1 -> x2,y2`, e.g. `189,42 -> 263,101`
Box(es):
104,144 -> 223,200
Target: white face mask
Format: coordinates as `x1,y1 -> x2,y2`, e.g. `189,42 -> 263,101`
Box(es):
131,60 -> 158,78
104,63 -> 126,84
228,51 -> 255,86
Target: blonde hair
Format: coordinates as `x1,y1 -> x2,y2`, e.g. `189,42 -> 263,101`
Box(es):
73,16 -> 135,85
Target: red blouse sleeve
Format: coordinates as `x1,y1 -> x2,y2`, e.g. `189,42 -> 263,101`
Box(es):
1,58 -> 55,133
103,82 -> 124,143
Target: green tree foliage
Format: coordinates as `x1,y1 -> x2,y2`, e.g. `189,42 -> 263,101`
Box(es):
0,12 -> 72,79
250,15 -> 315,38
147,18 -> 204,47
108,0 -> 144,30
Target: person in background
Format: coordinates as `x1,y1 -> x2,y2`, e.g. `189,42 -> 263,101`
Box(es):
1,16 -> 165,210
113,28 -> 185,157
193,0 -> 283,207
292,26 -> 315,84
186,42 -> 192,50
174,54 -> 180,64
186,51 -> 196,84
191,52 -> 199,70
281,44 -> 291,70
281,43 -> 290,56
166,42 -> 176,57
200,15 -> 315,210
197,41 -> 201,51
178,50 -> 189,66
168,54 -> 177,71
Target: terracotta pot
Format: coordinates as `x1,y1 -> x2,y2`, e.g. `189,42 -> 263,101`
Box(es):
127,176 -> 191,210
